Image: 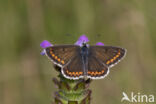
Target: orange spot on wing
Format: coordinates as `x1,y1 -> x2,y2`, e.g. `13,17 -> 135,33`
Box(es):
116,54 -> 119,58
106,61 -> 110,65
113,57 -> 116,60
95,71 -> 98,75
118,52 -> 121,55
79,72 -> 83,75
52,54 -> 55,57
55,56 -> 58,59
66,70 -> 72,76
69,72 -> 72,75
110,59 -> 114,62
57,58 -> 60,62
91,72 -> 94,75
61,60 -> 64,64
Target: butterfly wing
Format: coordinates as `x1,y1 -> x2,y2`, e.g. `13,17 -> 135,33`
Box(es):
45,45 -> 81,67
89,46 -> 126,67
62,54 -> 84,79
87,54 -> 109,79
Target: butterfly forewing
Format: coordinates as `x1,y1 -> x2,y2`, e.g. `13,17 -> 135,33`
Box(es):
89,46 -> 126,67
45,45 -> 80,67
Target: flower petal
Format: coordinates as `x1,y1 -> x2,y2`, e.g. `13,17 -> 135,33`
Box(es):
40,40 -> 53,48
75,35 -> 89,46
96,42 -> 104,46
40,50 -> 46,55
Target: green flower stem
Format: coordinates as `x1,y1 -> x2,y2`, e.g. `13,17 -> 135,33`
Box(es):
52,66 -> 92,104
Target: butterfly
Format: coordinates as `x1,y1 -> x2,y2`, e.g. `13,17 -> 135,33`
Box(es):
44,43 -> 126,80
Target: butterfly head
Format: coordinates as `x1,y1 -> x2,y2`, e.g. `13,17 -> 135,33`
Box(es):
82,42 -> 87,47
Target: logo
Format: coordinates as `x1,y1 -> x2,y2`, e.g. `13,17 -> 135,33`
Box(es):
121,92 -> 154,103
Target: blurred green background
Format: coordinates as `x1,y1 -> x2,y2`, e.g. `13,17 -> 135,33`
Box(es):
0,0 -> 156,104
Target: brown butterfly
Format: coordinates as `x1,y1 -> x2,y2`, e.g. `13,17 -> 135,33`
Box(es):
44,43 -> 126,80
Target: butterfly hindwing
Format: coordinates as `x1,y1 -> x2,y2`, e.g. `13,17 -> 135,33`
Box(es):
87,52 -> 109,79
62,54 -> 84,79
45,45 -> 80,67
89,46 -> 126,67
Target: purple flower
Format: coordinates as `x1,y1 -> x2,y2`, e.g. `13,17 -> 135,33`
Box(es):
96,42 -> 104,46
40,40 -> 53,55
40,50 -> 46,55
40,40 -> 53,48
75,34 -> 89,46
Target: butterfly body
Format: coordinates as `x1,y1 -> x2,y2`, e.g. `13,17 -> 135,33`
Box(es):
80,44 -> 89,76
45,43 -> 126,80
